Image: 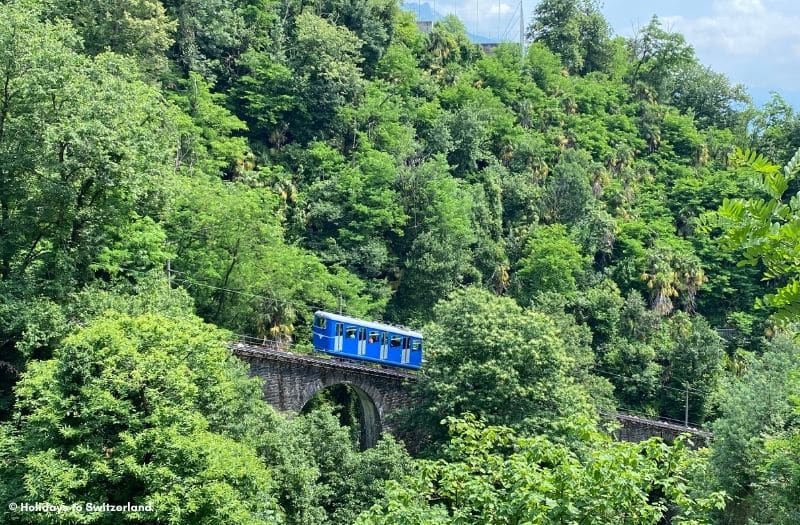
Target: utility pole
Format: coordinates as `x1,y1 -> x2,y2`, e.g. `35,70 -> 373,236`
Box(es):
338,293 -> 343,315
684,383 -> 690,427
519,0 -> 525,59
498,0 -> 501,41
166,259 -> 173,287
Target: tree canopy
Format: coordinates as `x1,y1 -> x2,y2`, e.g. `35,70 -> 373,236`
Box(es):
1,0 -> 798,522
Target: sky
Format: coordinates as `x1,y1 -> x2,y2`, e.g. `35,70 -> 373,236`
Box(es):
403,0 -> 800,108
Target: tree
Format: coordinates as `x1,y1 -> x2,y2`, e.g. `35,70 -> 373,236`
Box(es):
287,11 -> 365,140
640,246 -> 706,316
390,156 -> 477,320
658,313 -> 723,423
627,16 -> 695,100
46,0 -> 176,70
709,336 -> 800,524
170,72 -> 251,177
164,174 -> 375,340
757,385 -> 800,525
748,93 -> 800,165
527,0 -> 614,75
514,224 -> 586,302
537,149 -> 596,224
359,416 -> 725,525
272,407 -> 413,525
0,2 -> 176,296
397,288 -> 593,450
669,64 -> 750,130
708,147 -> 800,322
0,312 -> 286,524
162,0 -> 252,81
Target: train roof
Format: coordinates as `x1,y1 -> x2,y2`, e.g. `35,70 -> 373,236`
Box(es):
314,311 -> 423,339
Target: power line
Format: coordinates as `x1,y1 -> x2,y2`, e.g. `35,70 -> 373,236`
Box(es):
590,366 -> 707,396
500,2 -> 520,42
119,265 -> 712,416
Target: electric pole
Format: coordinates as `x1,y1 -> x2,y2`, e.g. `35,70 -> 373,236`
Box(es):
684,383 -> 690,427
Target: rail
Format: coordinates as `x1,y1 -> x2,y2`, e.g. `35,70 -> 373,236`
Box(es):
231,337 -> 712,439
230,338 -> 417,381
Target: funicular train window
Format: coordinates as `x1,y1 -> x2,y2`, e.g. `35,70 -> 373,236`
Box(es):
389,336 -> 402,347
346,327 -> 357,338
314,316 -> 327,329
368,331 -> 379,343
411,341 -> 421,351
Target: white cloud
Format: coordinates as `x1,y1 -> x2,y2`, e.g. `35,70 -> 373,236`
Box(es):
725,0 -> 766,14
488,2 -> 513,15
663,0 -> 800,58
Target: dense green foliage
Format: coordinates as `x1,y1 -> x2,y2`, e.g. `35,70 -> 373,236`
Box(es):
360,415 -> 724,525
1,0 -> 799,522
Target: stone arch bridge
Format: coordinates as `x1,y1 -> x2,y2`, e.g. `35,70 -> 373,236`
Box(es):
233,342 -> 413,448
231,342 -> 711,448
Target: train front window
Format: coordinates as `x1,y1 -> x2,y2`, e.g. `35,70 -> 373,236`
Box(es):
314,316 -> 326,329
412,341 -> 421,351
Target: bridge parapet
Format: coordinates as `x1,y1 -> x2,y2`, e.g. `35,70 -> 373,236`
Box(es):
232,342 -> 414,448
231,341 -> 713,448
603,411 -> 712,446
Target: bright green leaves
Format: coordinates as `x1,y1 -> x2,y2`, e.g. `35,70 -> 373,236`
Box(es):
165,174 -> 375,341
399,288 -> 592,448
528,0 -> 615,75
422,16 -> 480,81
361,416 -> 724,525
391,157 -> 477,319
627,16 -> 695,101
0,312 -> 285,524
289,12 -> 365,139
708,147 -> 800,321
0,3 -> 176,296
514,224 -> 586,302
170,72 -> 251,178
47,0 -> 176,71
710,337 -> 800,522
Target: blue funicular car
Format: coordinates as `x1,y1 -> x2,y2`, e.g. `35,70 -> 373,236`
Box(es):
312,311 -> 423,370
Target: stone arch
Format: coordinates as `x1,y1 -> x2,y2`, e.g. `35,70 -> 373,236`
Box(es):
299,380 -> 383,449
233,346 -> 415,449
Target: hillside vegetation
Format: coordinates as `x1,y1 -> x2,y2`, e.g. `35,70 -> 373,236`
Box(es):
1,0 -> 800,523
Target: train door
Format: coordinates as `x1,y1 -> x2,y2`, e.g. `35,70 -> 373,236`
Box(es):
401,337 -> 410,364
380,332 -> 388,360
334,323 -> 343,351
358,328 -> 366,355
